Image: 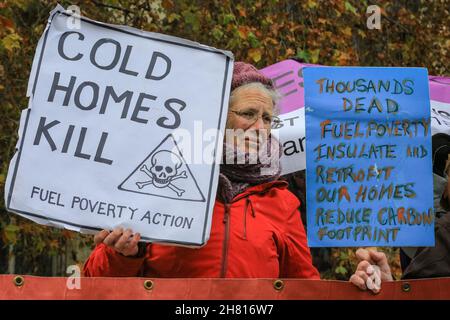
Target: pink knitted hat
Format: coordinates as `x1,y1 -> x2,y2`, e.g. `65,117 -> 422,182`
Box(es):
231,61 -> 273,91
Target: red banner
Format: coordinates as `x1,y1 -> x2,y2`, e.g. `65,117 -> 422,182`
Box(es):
1,275 -> 449,300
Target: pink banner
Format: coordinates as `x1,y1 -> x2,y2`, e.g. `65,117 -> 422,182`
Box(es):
429,76 -> 450,103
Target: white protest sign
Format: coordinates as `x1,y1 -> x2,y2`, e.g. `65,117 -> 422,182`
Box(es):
271,108 -> 306,175
5,6 -> 233,246
431,100 -> 450,135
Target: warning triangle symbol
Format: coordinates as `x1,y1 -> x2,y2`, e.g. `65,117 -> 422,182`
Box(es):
118,134 -> 206,202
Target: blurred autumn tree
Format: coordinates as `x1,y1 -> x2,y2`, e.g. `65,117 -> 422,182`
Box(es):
0,0 -> 448,278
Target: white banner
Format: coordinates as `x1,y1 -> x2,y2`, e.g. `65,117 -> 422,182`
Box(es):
431,100 -> 450,135
272,108 -> 306,175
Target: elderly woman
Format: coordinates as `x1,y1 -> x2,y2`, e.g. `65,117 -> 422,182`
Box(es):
83,62 -> 320,279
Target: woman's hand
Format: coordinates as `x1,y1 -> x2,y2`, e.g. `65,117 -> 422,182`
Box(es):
349,248 -> 394,294
94,227 -> 141,257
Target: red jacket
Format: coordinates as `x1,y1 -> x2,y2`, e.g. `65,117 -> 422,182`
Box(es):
83,180 -> 320,279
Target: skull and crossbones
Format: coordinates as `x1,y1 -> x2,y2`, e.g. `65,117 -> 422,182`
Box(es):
136,150 -> 187,196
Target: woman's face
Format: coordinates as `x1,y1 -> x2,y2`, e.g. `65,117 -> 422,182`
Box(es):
226,86 -> 274,154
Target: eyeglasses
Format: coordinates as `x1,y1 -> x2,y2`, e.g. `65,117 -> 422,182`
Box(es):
230,109 -> 281,127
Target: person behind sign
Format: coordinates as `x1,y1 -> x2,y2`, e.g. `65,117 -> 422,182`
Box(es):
350,133 -> 450,293
83,61 -> 320,279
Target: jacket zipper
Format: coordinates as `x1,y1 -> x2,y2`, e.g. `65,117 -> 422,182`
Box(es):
243,198 -> 249,240
220,203 -> 231,277
219,190 -> 268,277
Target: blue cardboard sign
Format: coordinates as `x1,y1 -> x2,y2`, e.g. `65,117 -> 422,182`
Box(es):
304,67 -> 434,247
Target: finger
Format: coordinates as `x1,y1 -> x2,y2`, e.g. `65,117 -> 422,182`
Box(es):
127,233 -> 141,249
103,227 -> 123,247
350,274 -> 367,291
112,226 -> 124,234
369,250 -> 388,265
114,229 -> 133,252
123,233 -> 142,256
368,250 -> 393,279
94,230 -> 110,245
355,248 -> 375,264
356,260 -> 371,273
355,270 -> 370,284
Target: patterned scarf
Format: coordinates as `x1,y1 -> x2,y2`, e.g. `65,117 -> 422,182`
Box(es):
217,135 -> 282,203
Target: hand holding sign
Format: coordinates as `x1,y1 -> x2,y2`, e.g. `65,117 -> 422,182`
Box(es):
94,228 -> 141,257
350,248 -> 393,294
